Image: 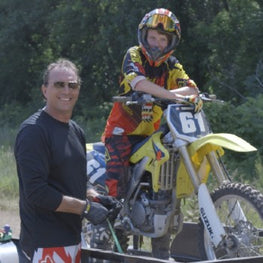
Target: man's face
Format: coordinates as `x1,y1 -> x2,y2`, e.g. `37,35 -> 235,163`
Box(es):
147,29 -> 169,52
42,67 -> 80,121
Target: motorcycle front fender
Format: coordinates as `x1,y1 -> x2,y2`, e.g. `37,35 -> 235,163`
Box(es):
176,133 -> 256,199
188,133 -> 256,157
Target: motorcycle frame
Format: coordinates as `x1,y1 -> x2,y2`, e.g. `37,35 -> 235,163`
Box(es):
127,128 -> 228,243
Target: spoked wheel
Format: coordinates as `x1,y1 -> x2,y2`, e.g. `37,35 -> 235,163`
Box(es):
199,183 -> 263,260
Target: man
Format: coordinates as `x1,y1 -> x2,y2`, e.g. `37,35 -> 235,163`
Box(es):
94,8 -> 203,259
15,59 -> 109,262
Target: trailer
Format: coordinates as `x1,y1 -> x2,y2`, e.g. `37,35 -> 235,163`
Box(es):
82,222 -> 263,263
1,223 -> 263,263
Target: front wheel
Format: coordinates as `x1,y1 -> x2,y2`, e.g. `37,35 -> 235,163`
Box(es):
199,183 -> 263,260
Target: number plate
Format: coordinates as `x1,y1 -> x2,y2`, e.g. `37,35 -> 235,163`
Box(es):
166,105 -> 211,142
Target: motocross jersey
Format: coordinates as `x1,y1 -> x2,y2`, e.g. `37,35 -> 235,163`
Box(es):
103,45 -> 197,138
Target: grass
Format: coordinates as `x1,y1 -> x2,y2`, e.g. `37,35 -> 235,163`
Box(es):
0,198 -> 19,212
0,145 -> 19,200
0,130 -> 20,235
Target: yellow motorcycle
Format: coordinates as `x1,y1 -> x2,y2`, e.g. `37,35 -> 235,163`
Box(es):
85,93 -> 263,260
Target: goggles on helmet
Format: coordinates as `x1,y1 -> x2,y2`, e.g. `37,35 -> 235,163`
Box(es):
142,14 -> 177,33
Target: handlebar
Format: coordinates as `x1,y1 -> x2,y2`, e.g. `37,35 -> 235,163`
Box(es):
112,92 -> 224,105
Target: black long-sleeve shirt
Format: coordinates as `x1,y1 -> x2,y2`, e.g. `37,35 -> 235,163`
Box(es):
14,109 -> 87,257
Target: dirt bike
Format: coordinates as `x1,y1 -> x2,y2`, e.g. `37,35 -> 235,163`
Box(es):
83,93 -> 263,261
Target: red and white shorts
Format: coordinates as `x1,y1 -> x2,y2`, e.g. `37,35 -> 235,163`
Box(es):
32,243 -> 81,263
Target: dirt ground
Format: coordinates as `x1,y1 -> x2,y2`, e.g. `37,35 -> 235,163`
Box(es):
0,199 -> 20,239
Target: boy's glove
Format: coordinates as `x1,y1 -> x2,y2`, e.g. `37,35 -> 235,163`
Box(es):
184,94 -> 203,113
82,200 -> 109,225
95,195 -> 122,221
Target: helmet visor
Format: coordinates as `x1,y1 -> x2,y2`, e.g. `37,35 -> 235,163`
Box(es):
145,14 -> 176,32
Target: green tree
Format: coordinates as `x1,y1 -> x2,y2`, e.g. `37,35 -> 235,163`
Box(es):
0,0 -> 57,105
193,0 -> 263,101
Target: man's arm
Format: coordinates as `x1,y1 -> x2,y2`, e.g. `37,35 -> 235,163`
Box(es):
55,187 -> 102,215
55,195 -> 86,215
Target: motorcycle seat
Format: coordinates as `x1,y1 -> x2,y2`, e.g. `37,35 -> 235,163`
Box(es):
87,142 -> 105,154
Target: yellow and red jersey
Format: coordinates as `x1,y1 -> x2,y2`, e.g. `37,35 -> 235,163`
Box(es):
103,46 -> 197,140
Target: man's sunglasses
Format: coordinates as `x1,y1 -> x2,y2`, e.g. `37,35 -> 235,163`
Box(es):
53,81 -> 79,90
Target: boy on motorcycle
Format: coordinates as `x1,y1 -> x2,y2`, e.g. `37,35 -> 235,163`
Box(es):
91,8 -> 202,259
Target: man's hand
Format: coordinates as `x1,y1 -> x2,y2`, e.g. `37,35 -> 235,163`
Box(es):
184,94 -> 203,113
82,200 -> 108,225
96,195 -> 122,221
95,195 -> 119,209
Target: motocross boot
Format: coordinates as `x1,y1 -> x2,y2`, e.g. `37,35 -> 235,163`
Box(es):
113,228 -> 129,253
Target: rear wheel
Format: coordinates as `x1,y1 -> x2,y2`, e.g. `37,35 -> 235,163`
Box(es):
199,183 -> 263,260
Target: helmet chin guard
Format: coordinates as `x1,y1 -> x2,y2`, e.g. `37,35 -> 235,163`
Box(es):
148,46 -> 162,61
138,8 -> 181,67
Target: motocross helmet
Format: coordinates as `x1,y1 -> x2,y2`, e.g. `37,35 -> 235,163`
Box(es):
138,8 -> 181,67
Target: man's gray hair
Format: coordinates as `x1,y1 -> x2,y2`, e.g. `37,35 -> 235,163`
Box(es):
43,58 -> 81,86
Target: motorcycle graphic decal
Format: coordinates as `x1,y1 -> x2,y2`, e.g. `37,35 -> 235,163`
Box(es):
153,141 -> 166,161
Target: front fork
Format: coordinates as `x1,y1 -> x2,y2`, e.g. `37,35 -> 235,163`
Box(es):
178,144 -> 226,247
